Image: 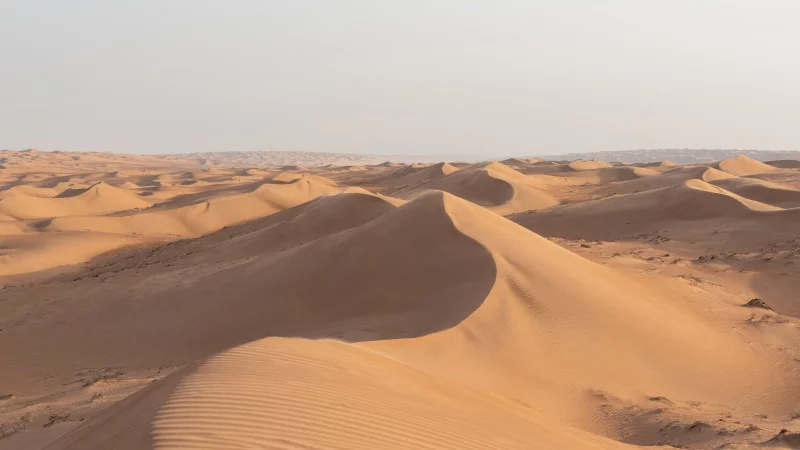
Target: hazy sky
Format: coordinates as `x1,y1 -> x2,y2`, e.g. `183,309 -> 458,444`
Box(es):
1,1 -> 799,156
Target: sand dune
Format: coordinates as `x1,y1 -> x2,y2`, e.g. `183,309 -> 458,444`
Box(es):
48,337 -> 631,450
377,162 -> 460,190
0,185 -> 63,199
592,166 -> 658,182
50,177 -> 342,237
0,182 -> 151,220
711,177 -> 800,208
501,157 -> 545,166
567,159 -> 614,171
716,155 -> 778,176
392,162 -> 559,214
766,159 -> 800,169
1,150 -> 799,450
0,232 -> 145,276
594,165 -> 736,196
44,192 -> 798,449
513,179 -> 783,240
269,171 -> 338,185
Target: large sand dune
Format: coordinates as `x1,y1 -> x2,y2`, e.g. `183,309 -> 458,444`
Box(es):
39,192 -> 798,449
0,150 -> 799,450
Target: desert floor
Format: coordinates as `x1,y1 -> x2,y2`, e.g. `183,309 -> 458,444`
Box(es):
0,149 -> 798,449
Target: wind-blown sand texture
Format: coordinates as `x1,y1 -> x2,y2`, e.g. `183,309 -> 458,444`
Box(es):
0,150 -> 798,450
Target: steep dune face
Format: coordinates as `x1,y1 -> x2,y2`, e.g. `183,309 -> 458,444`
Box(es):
45,193 -> 797,450
394,162 -> 559,214
716,155 -> 778,176
513,179 -> 781,240
0,182 -> 151,219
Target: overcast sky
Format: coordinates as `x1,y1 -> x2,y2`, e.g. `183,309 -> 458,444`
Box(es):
1,1 -> 799,156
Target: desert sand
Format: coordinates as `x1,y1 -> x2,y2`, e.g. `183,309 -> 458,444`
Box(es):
0,150 -> 798,449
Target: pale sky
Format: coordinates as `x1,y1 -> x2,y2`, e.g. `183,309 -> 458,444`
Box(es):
1,1 -> 799,156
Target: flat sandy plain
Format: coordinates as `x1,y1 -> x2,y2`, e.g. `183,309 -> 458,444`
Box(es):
0,149 -> 799,449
